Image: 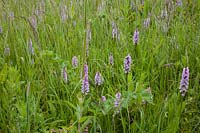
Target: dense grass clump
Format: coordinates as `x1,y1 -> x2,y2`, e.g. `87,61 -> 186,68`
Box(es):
0,0 -> 200,132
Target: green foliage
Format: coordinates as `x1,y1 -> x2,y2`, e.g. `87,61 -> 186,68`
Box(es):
0,0 -> 200,132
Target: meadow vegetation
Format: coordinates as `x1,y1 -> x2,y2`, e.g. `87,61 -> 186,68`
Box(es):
0,0 -> 200,132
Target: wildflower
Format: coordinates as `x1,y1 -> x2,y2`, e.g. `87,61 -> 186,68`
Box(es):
0,26 -> 2,33
112,22 -> 120,40
37,0 -> 45,13
115,92 -> 121,100
82,74 -> 89,94
165,0 -> 173,9
176,0 -> 182,6
162,23 -> 169,33
124,54 -> 132,73
95,72 -> 103,86
161,10 -> 168,19
114,92 -> 121,108
109,53 -> 114,66
35,9 -> 40,16
4,47 -> 10,56
81,64 -> 89,94
97,1 -> 105,12
60,5 -> 68,22
84,64 -> 88,75
133,29 -> 139,44
29,39 -> 35,55
141,0 -> 144,5
62,67 -> 68,83
72,56 -> 78,68
179,67 -> 189,96
9,12 -> 14,20
101,96 -> 106,102
35,1 -> 45,21
144,17 -> 150,28
29,16 -> 37,29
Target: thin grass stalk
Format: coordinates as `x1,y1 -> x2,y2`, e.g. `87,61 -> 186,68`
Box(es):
120,112 -> 126,133
112,115 -> 116,133
96,85 -> 99,97
82,0 -> 87,79
125,73 -> 128,91
26,82 -> 30,133
79,0 -> 87,132
179,93 -> 185,131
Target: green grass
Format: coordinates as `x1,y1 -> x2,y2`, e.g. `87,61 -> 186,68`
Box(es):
0,0 -> 200,132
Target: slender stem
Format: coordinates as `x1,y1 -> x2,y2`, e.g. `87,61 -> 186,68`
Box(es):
26,82 -> 30,133
111,66 -> 114,85
127,107 -> 131,132
82,0 -> 87,78
112,115 -> 116,133
179,94 -> 184,130
126,73 -> 128,91
79,0 -> 87,132
120,112 -> 126,133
